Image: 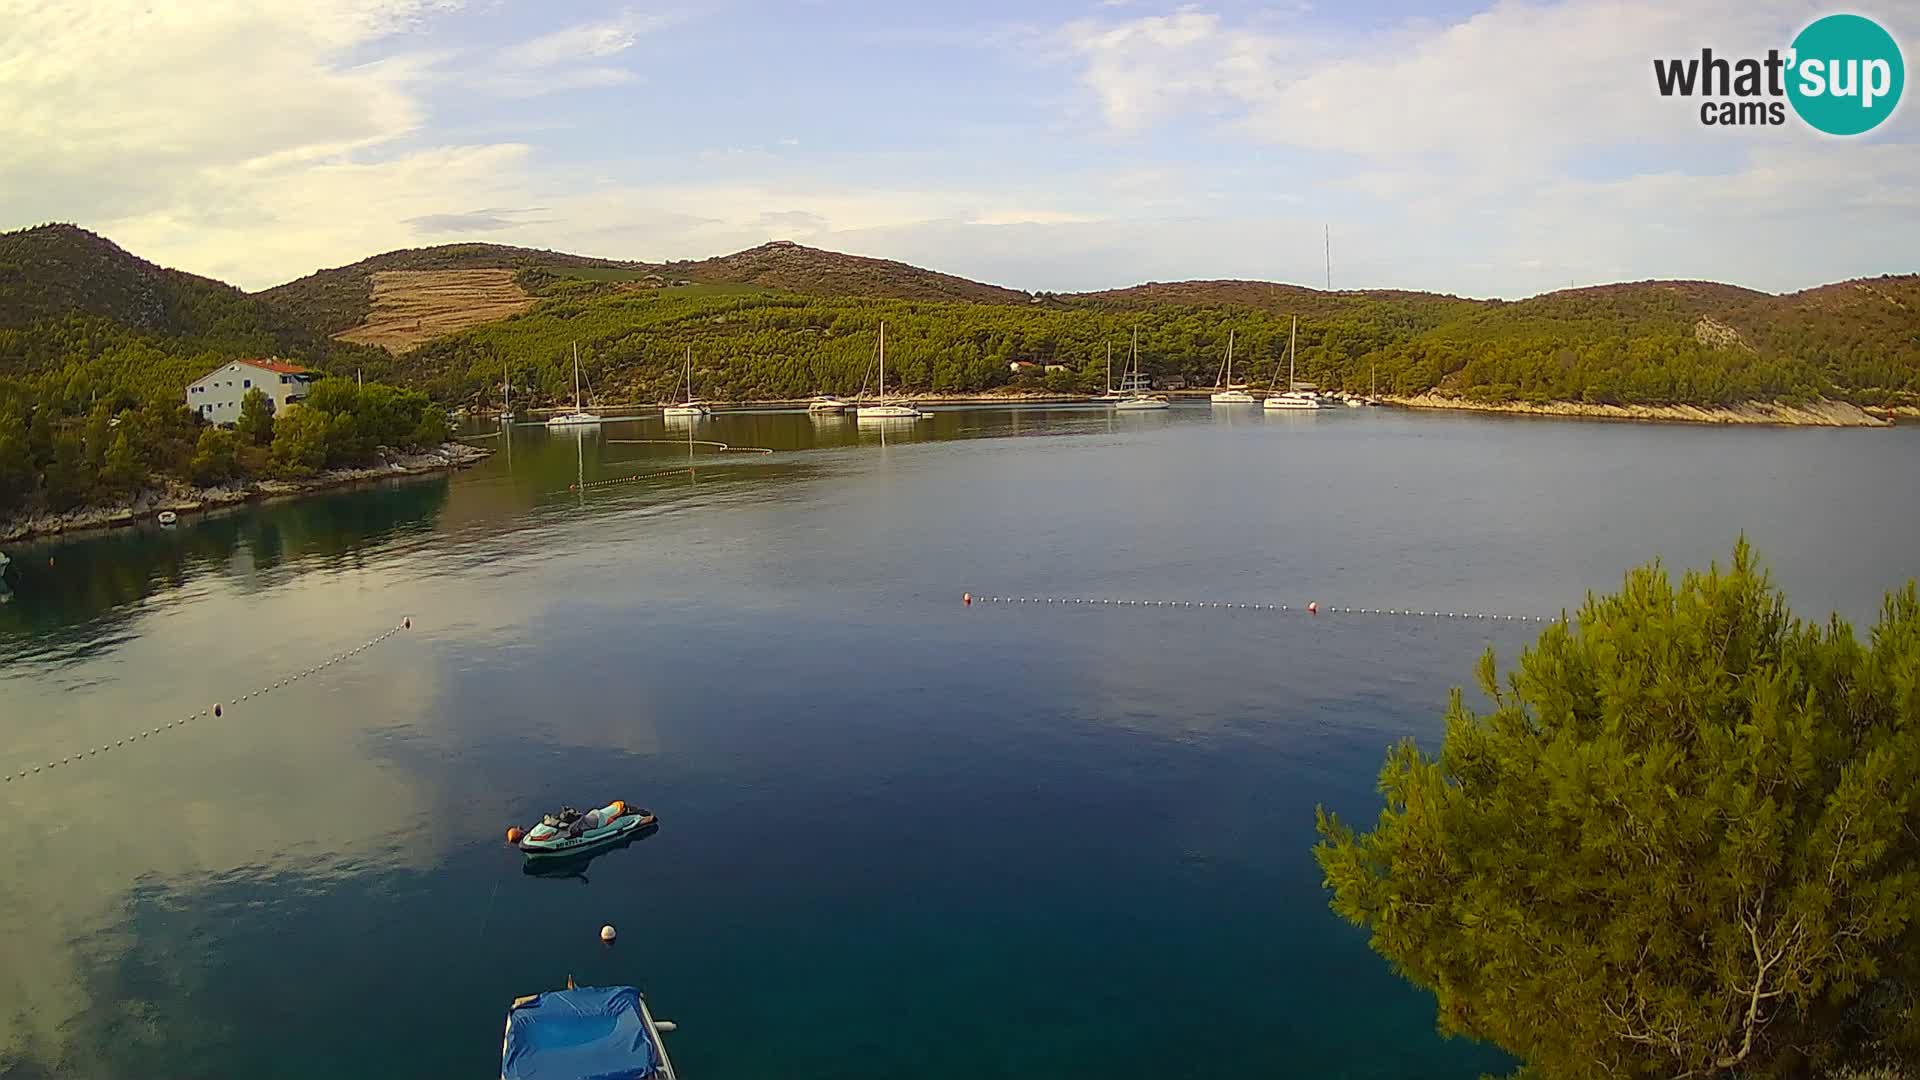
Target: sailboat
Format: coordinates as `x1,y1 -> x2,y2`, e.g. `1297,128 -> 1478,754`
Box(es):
1366,361 -> 1384,405
1263,317 -> 1322,411
546,343 -> 603,426
663,347 -> 710,417
501,361 -> 516,423
1210,329 -> 1256,404
855,322 -> 928,420
1114,327 -> 1170,410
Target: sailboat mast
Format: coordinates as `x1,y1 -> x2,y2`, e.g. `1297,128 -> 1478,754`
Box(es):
1288,317 -> 1297,391
1106,341 -> 1112,393
572,342 -> 582,411
685,345 -> 693,403
1226,329 -> 1235,385
878,321 -> 887,397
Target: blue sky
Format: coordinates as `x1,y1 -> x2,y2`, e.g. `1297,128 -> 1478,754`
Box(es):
3,0 -> 1915,296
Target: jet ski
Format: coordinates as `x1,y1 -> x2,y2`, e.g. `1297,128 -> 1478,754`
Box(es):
510,801 -> 657,859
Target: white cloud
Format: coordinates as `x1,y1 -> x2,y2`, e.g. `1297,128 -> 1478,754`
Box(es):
1065,0 -> 1840,164
497,9 -> 668,67
0,0 -> 458,235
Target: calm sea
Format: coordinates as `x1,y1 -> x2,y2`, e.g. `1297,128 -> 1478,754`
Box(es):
2,405 -> 1915,1079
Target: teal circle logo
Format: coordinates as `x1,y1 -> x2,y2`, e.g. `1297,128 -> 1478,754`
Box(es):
1787,14 -> 1904,135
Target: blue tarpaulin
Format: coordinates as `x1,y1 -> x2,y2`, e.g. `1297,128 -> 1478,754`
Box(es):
501,986 -> 663,1080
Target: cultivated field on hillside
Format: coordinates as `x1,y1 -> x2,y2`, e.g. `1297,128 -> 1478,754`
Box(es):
333,270 -> 534,351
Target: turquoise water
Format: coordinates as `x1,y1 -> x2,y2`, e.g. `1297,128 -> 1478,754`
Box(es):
2,406 -> 1916,1078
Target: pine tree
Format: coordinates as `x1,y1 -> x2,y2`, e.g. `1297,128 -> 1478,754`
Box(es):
235,387 -> 275,446
1315,540 -> 1920,1077
42,431 -> 89,510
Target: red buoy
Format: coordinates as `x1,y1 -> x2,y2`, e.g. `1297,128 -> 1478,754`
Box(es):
403,617 -> 412,630
963,592 -> 972,606
213,703 -> 222,717
1308,602 -> 1319,615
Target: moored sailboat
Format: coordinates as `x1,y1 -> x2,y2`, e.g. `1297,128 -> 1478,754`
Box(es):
546,343 -> 603,426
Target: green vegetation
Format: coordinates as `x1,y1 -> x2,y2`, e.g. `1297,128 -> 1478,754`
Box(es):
0,226 -> 448,519
6,222 -> 1915,425
236,388 -> 275,446
257,241 -> 658,335
366,277 -> 1918,410
1315,542 -> 1920,1078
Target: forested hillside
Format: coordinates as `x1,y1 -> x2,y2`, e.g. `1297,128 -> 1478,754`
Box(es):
4,223 -> 1915,420
0,225 -> 438,519
373,273 -> 1920,409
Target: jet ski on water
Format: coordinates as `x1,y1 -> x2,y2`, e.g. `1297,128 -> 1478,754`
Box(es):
508,801 -> 657,859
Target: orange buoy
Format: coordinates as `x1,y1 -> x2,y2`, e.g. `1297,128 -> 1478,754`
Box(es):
506,826 -> 524,845
1308,602 -> 1319,615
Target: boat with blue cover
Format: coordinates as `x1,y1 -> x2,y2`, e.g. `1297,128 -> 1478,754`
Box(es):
510,800 -> 657,859
502,982 -> 678,1080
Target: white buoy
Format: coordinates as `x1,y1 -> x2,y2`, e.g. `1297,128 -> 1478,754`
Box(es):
600,924 -> 617,943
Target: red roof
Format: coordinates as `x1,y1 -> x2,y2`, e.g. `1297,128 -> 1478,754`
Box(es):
236,358 -> 310,375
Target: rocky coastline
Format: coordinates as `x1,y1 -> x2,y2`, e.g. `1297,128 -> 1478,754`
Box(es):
0,442 -> 493,543
1382,394 -> 1896,427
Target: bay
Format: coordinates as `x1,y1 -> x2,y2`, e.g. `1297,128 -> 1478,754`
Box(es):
2,405 -> 1915,1078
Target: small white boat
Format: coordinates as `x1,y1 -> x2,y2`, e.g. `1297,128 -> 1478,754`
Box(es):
663,347 -> 710,417
1210,330 -> 1257,404
1114,328 -> 1170,410
855,322 -> 928,420
157,511 -> 178,526
547,343 -> 603,427
0,551 -> 10,575
1264,318 -> 1323,411
807,395 -> 848,413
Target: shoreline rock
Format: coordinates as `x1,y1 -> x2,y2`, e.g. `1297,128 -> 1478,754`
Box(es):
1382,394 -> 1892,428
0,442 -> 493,543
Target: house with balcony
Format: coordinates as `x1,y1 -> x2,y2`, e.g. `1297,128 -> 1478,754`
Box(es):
185,359 -> 314,424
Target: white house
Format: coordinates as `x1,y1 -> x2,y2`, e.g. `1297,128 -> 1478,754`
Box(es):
186,359 -> 313,424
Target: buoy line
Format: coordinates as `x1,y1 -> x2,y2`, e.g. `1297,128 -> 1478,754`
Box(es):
961,592 -> 1558,624
605,438 -> 774,455
3,618 -> 414,785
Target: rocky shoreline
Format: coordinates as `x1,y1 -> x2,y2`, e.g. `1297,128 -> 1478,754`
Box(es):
1383,394 -> 1895,428
0,442 -> 493,543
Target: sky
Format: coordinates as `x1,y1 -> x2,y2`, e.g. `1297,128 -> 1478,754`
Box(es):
2,0 -> 1916,297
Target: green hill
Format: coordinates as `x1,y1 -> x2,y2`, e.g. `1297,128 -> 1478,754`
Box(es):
369,271 -> 1918,410
259,239 -> 1031,342
0,223 -> 389,403
3,223 -> 1915,414
254,241 -> 656,336
0,224 -> 325,353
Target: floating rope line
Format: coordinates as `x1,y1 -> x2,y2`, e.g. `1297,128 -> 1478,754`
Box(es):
544,466 -> 701,497
543,453 -> 774,498
963,593 -> 1558,624
606,439 -> 774,454
4,618 -> 413,784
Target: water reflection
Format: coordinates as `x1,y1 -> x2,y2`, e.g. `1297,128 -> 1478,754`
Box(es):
4,407 -> 1918,1080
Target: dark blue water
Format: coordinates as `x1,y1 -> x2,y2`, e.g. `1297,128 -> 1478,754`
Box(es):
2,405 -> 1916,1078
